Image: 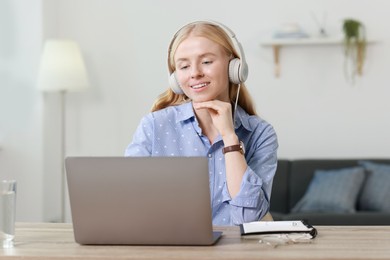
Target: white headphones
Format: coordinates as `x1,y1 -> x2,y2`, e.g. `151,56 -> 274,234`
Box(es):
168,21 -> 248,94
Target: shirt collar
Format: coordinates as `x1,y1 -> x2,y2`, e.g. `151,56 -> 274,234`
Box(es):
176,101 -> 195,123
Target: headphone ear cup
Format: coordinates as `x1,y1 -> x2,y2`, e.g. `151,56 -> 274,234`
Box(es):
228,58 -> 248,84
228,58 -> 242,84
169,72 -> 184,94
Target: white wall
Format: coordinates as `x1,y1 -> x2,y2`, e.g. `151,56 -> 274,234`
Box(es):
1,0 -> 389,221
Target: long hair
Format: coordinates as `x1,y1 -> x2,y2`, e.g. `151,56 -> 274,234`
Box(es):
152,22 -> 257,116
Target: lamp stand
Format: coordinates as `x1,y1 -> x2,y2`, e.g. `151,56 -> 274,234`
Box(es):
60,90 -> 66,222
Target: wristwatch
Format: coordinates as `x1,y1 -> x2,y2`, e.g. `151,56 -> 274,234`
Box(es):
222,141 -> 245,155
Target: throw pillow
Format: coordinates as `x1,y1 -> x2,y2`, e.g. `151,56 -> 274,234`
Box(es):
358,161 -> 390,212
291,167 -> 365,213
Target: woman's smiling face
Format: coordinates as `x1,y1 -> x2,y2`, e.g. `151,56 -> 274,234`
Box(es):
174,35 -> 231,103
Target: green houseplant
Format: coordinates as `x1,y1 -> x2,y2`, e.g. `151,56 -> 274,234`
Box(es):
342,19 -> 366,83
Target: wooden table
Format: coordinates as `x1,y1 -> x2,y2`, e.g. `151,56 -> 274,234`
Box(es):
1,223 -> 390,259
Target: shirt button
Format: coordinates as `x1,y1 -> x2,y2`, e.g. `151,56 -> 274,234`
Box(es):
208,154 -> 212,158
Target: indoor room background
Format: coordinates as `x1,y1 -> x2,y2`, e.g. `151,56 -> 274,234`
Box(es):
1,0 -> 389,222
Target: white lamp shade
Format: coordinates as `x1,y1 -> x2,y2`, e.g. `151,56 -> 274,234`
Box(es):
38,39 -> 89,92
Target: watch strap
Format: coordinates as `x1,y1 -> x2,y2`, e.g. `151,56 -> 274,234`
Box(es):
222,143 -> 243,154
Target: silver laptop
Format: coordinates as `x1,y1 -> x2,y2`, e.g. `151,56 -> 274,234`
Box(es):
65,156 -> 222,245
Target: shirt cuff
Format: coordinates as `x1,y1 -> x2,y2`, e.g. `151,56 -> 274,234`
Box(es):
221,167 -> 263,207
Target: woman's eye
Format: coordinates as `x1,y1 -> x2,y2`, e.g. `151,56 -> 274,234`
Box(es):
179,65 -> 189,70
203,60 -> 212,65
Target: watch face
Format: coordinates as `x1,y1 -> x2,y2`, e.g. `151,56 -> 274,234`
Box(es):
240,141 -> 245,154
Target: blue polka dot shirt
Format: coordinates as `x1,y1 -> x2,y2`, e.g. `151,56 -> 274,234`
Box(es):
125,101 -> 278,226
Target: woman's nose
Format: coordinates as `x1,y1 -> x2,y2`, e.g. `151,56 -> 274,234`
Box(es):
190,65 -> 204,78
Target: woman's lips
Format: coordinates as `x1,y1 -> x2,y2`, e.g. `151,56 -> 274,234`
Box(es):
191,82 -> 210,89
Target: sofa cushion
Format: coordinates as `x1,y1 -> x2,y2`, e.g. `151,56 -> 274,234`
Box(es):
291,167 -> 365,213
288,160 -> 360,210
358,161 -> 390,212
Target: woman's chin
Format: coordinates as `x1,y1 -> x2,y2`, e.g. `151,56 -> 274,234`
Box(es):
191,98 -> 212,103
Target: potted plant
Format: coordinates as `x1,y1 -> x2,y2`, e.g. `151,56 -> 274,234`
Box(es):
342,19 -> 366,83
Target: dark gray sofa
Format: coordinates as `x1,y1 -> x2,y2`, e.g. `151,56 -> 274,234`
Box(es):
270,159 -> 390,225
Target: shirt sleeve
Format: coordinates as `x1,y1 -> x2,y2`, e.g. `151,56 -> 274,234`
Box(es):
222,123 -> 278,225
124,115 -> 154,156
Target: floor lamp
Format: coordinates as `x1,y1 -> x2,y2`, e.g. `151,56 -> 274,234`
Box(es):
37,39 -> 89,222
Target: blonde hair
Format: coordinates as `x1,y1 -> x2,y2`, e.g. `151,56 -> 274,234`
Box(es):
151,22 -> 257,116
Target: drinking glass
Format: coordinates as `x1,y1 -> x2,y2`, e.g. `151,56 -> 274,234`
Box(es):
1,180 -> 17,249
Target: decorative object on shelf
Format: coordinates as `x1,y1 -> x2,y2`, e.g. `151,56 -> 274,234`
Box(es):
273,23 -> 309,39
311,11 -> 328,37
342,19 -> 366,84
37,39 -> 90,222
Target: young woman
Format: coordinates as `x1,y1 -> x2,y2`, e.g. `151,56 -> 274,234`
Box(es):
125,21 -> 278,225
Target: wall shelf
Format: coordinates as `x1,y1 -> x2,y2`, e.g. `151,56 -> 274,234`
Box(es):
260,37 -> 346,46
260,37 -> 377,77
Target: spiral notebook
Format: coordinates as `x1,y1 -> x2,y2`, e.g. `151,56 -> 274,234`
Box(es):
240,220 -> 317,238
